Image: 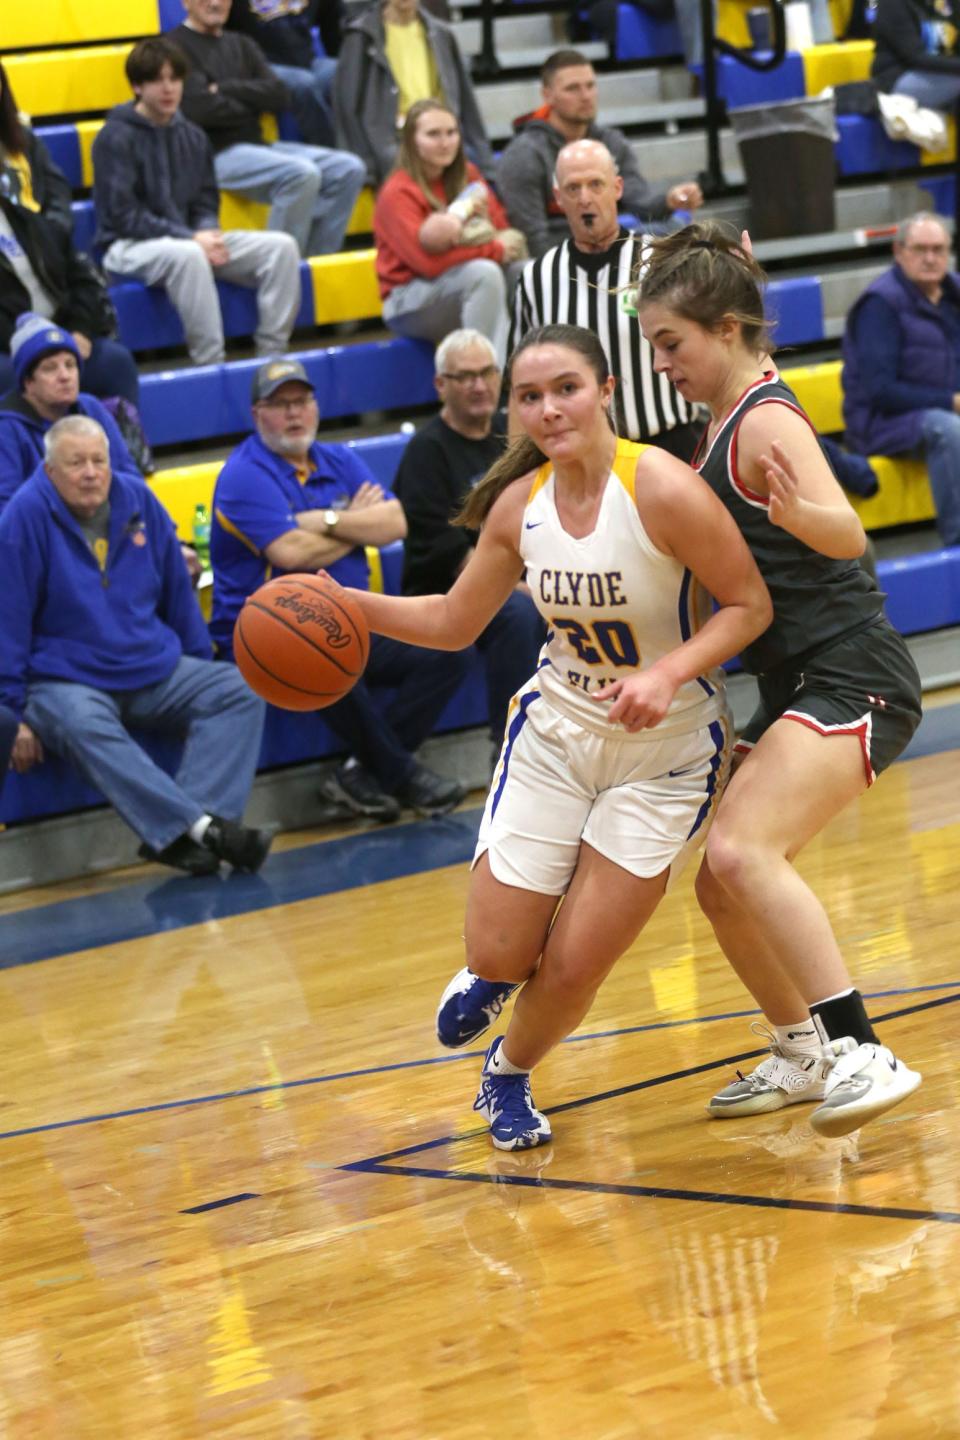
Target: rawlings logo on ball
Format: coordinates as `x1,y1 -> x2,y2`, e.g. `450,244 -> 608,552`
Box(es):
273,592 -> 352,649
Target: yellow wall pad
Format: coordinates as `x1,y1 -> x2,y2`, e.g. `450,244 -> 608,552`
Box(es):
801,40 -> 873,95
6,46 -> 132,120
5,2 -> 158,50
309,250 -> 382,325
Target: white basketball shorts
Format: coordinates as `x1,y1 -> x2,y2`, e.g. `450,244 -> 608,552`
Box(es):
476,687 -> 732,895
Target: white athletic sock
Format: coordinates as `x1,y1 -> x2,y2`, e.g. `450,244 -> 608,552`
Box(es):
774,1021 -> 822,1059
490,1044 -> 528,1076
189,814 -> 213,844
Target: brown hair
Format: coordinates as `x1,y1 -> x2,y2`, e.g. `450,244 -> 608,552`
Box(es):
0,61 -> 25,155
457,324 -> 613,528
636,221 -> 772,355
541,49 -> 592,85
126,35 -> 188,88
395,99 -> 467,209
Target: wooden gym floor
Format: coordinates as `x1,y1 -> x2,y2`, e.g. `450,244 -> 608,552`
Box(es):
0,700 -> 957,1439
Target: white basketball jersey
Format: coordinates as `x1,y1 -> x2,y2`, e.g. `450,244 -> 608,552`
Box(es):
520,438 -> 726,739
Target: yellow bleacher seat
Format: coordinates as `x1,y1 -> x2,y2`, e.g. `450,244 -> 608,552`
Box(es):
783,360 -> 936,526
220,187 -> 376,239
149,463 -> 221,536
801,40 -> 873,95
6,45 -> 132,119
5,2 -> 159,50
309,249 -> 382,324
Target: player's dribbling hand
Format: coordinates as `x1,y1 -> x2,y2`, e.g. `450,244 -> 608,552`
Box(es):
592,670 -> 676,731
761,439 -> 804,530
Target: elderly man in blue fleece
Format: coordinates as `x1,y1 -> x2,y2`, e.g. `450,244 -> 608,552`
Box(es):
0,414 -> 271,876
0,314 -> 143,513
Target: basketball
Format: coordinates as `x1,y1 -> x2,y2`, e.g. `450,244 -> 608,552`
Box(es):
233,573 -> 370,710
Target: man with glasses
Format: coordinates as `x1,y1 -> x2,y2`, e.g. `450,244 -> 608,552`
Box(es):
209,359 -> 470,821
842,210 -> 960,546
393,329 -> 544,765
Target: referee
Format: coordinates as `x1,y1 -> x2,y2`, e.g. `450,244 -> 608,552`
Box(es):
509,138 -> 704,460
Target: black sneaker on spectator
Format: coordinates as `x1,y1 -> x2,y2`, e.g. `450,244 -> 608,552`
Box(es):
397,762 -> 465,817
138,834 -> 220,876
319,761 -> 401,823
202,816 -> 272,872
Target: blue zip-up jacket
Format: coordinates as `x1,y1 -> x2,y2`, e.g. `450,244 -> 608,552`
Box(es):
0,465 -> 212,719
842,263 -> 960,456
0,390 -> 142,515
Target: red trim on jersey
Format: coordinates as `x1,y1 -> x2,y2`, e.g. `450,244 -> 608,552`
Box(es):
694,371 -> 778,471
729,396 -> 818,508
781,709 -> 877,787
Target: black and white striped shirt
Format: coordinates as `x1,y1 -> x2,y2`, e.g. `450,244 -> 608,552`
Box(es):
509,230 -> 692,444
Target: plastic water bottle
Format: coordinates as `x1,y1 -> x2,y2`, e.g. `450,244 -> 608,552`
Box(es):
192,502 -> 211,569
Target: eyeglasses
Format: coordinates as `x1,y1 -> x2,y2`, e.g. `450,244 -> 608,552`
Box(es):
903,243 -> 950,256
258,394 -> 317,413
441,365 -> 499,385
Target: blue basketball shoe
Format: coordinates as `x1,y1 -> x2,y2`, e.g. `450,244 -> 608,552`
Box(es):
436,967 -> 518,1048
473,1038 -> 552,1151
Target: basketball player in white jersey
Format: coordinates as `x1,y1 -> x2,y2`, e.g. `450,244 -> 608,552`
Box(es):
341,323 -> 771,1150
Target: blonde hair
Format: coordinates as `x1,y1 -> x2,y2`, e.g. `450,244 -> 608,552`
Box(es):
637,221 -> 773,355
457,324 -> 613,529
395,99 -> 467,210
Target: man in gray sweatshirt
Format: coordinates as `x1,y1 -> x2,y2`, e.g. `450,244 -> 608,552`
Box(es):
93,36 -> 301,366
498,49 -> 703,259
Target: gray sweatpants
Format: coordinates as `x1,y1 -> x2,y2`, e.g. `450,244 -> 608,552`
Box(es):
381,259 -> 516,368
104,230 -> 301,366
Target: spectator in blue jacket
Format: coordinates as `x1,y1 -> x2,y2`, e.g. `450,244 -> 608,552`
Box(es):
0,314 -> 143,514
842,211 -> 960,547
210,357 -> 470,822
1,415 -> 271,876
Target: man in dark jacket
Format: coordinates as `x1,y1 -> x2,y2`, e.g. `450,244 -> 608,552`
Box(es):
0,414 -> 270,875
842,211 -> 960,546
332,0 -> 495,187
173,0 -> 365,255
0,315 -> 142,512
871,0 -> 960,109
497,49 -> 702,259
93,36 -> 301,366
211,358 -> 469,822
0,128 -> 139,405
393,328 -> 544,761
226,0 -> 339,147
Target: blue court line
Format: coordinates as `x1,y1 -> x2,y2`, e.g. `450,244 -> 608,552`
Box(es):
1,987 -> 955,1145
343,988 -> 960,1169
2,697 -> 957,971
0,808 -> 484,970
345,1164 -> 960,1227
180,1192 -> 259,1215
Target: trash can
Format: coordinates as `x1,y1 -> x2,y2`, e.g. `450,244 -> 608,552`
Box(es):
729,95 -> 838,241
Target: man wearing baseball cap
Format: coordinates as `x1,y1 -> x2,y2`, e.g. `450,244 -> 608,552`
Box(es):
0,312 -> 143,513
208,358 -> 470,822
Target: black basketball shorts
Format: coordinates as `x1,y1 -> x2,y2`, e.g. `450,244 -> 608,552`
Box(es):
735,619 -> 923,785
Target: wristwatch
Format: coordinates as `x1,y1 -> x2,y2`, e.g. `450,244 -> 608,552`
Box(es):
323,509 -> 340,536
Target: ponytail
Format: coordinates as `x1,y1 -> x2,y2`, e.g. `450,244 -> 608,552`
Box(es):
456,433 -> 545,528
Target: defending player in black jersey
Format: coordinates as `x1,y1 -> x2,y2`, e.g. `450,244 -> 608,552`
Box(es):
636,222 -> 924,1138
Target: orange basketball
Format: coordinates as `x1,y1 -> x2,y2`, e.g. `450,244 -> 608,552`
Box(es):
233,573 -> 370,710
